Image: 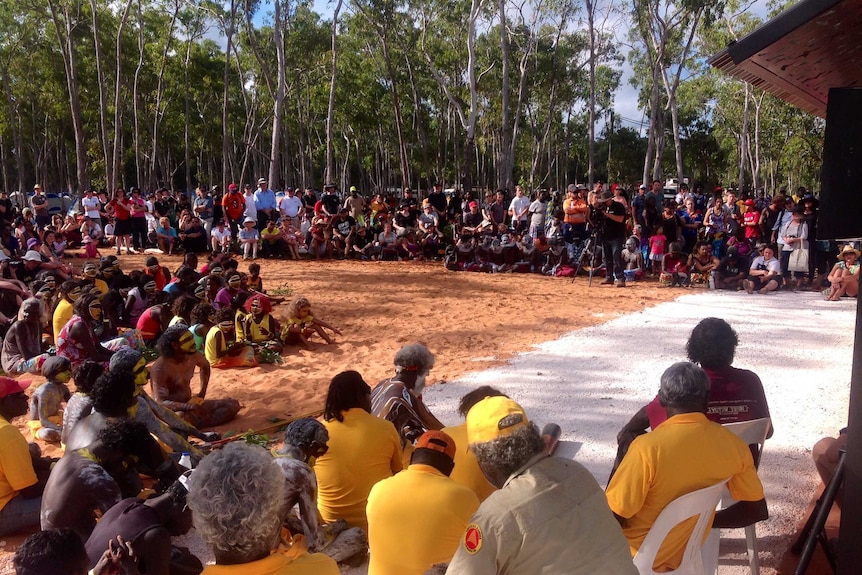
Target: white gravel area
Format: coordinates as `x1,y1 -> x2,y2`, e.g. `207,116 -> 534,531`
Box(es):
423,289 -> 856,574
176,290 -> 857,575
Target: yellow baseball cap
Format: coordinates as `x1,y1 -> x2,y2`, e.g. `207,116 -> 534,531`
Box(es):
466,396 -> 529,445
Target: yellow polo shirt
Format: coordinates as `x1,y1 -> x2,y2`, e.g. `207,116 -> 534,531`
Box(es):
0,416 -> 38,512
441,423 -> 497,502
52,298 -> 74,343
367,463 -> 479,575
314,408 -> 402,532
606,412 -> 764,571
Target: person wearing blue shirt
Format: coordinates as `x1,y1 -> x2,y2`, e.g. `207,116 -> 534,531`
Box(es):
253,178 -> 277,230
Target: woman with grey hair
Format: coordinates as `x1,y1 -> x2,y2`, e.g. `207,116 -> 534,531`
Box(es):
188,442 -> 339,574
371,342 -> 444,445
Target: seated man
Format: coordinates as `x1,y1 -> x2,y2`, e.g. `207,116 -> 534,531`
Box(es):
715,246 -> 750,290
85,481 -> 200,575
367,431 -> 480,575
371,343 -> 444,446
150,325 -> 240,428
40,420 -> 157,539
1,298 -> 52,375
15,528 -> 136,575
188,442 -> 339,575
441,386 -> 504,503
273,418 -> 367,563
446,397 -> 635,574
606,362 -> 768,572
613,317 -> 772,476
0,377 -> 51,537
66,350 -> 212,466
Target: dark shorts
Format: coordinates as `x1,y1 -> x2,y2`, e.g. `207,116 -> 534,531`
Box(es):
114,218 -> 132,236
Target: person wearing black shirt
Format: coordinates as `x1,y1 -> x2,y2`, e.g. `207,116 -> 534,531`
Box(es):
715,246 -> 750,290
321,184 -> 341,216
427,182 -> 448,225
0,191 -> 13,224
393,205 -> 417,238
595,189 -> 628,287
302,188 -> 318,213
330,209 -> 356,258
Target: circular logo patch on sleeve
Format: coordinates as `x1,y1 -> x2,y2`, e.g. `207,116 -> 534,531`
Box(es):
463,523 -> 483,554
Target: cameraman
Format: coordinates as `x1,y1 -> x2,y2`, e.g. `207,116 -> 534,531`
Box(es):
595,189 -> 628,287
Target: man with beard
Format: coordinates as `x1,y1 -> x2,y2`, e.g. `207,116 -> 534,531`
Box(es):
150,325 -> 240,428
371,343 -> 444,446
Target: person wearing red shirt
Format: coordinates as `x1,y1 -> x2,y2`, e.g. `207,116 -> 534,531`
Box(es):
222,183 -> 246,238
106,188 -> 134,255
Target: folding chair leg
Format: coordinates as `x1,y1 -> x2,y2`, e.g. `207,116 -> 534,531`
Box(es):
745,524 -> 760,575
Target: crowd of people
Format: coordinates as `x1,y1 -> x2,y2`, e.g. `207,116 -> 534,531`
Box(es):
2,178 -> 856,298
2,317 -> 779,575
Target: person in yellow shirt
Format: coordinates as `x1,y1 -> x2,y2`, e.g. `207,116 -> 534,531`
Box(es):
188,441 -> 339,575
441,386 -> 504,503
606,362 -> 768,572
367,430 -> 480,575
52,280 -> 82,343
314,370 -> 402,532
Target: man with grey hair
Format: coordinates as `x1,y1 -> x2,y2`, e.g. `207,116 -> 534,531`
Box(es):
606,362 -> 768,572
188,442 -> 339,574
273,418 -> 367,563
371,342 -> 444,446
446,396 -> 636,574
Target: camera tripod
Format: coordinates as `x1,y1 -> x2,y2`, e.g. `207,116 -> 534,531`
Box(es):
572,231 -> 604,286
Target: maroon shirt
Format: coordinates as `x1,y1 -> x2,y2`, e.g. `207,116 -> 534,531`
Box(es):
646,365 -> 771,430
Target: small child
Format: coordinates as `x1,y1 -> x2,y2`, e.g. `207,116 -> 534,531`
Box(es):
280,296 -> 342,348
77,235 -> 102,259
239,218 -> 260,260
648,225 -> 667,277
61,360 -> 105,444
28,356 -> 73,442
247,262 -> 264,293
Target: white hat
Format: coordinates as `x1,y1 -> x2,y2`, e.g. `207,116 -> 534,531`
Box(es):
257,178 -> 267,185
23,250 -> 42,262
33,183 -> 42,190
243,217 -> 256,224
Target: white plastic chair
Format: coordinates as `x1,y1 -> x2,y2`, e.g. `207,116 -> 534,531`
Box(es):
633,479 -> 729,575
702,417 -> 772,575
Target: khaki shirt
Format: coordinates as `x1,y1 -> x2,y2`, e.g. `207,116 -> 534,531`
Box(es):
447,454 -> 637,575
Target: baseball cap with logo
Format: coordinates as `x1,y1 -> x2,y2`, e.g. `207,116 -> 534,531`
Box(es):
415,430 -> 457,460
466,396 -> 530,445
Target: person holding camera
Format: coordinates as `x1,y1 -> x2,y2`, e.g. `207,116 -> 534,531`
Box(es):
595,189 -> 628,287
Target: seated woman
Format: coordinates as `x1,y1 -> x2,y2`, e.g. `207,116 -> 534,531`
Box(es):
189,302 -> 216,354
743,244 -> 782,294
1,298 -> 53,374
135,296 -> 172,345
826,244 -> 860,301
237,293 -> 282,356
204,307 -> 255,368
56,292 -> 137,368
61,215 -> 83,247
688,241 -> 720,286
40,230 -> 66,261
79,216 -> 103,245
187,442 -> 339,575
213,271 -> 244,311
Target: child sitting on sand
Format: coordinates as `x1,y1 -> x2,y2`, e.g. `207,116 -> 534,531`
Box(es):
281,296 -> 342,348
27,356 -> 72,442
246,262 -> 264,293
661,242 -> 690,287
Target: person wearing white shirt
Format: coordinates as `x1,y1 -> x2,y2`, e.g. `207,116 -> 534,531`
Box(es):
242,185 -> 258,224
508,185 -> 530,236
210,221 -> 232,253
81,189 -> 102,226
279,187 -> 304,228
744,245 -> 782,294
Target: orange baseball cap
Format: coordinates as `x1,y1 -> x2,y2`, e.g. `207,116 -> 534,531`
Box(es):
415,430 -> 457,460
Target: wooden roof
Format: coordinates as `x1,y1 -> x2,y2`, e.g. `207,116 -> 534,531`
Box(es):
708,0 -> 862,118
